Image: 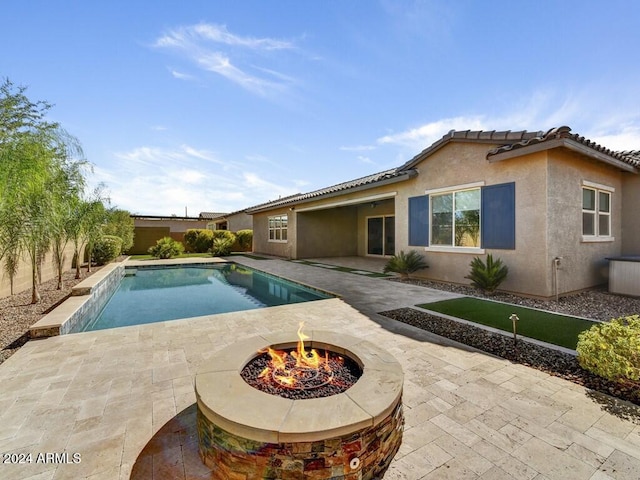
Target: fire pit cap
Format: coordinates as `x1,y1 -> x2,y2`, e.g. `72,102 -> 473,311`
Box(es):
195,330 -> 403,443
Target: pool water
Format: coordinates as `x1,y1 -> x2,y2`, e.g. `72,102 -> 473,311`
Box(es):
78,264 -> 331,332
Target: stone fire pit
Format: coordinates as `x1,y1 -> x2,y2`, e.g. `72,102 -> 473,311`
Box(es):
195,329 -> 404,479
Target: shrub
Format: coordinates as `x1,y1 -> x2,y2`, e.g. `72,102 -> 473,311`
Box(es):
235,229 -> 253,250
92,235 -> 122,265
576,315 -> 640,382
102,209 -> 135,254
148,237 -> 184,259
211,237 -> 235,257
184,229 -> 213,253
383,250 -> 428,278
212,229 -> 236,241
465,254 -> 509,294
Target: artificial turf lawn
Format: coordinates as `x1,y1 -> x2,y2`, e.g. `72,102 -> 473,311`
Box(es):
418,297 -> 597,349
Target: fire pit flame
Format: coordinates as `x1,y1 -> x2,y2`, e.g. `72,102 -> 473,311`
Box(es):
258,323 -> 337,391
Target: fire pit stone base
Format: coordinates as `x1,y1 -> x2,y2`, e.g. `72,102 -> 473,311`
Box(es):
197,399 -> 403,479
195,330 -> 404,479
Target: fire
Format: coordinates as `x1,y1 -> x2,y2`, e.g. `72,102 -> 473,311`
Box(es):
259,322 -> 334,389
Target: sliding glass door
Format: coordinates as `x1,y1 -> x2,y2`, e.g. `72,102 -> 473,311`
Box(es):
367,216 -> 395,256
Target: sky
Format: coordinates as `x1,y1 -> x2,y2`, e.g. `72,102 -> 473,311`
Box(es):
2,1 -> 640,217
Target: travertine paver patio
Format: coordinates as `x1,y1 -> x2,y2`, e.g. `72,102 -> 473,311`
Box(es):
0,257 -> 638,480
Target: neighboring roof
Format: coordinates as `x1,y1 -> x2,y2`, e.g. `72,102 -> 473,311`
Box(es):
131,214 -> 206,221
206,208 -> 250,221
246,168 -> 417,213
198,212 -> 228,220
487,126 -> 640,172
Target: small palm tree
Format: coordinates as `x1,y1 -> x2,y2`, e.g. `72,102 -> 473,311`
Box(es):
383,250 -> 428,279
465,254 -> 509,295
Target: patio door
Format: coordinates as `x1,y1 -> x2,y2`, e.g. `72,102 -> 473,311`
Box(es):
367,216 -> 395,256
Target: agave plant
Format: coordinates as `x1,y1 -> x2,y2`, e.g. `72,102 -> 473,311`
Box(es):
383,250 -> 428,279
465,254 -> 509,294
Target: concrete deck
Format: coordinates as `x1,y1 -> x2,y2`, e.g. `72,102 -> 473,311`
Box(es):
0,256 -> 639,480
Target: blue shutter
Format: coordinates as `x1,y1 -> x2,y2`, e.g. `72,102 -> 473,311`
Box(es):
408,195 -> 429,246
481,182 -> 515,249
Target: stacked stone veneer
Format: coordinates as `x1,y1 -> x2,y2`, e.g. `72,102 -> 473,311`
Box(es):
30,262 -> 125,337
197,399 -> 403,479
194,331 -> 404,480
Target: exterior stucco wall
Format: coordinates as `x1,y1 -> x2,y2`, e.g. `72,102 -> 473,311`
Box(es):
546,152 -> 623,294
394,142 -> 551,297
249,141 -> 635,298
252,208 -> 296,258
227,213 -> 253,232
297,207 -> 358,258
621,173 -> 640,255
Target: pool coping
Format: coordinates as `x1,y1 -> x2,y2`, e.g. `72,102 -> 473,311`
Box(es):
29,262 -> 126,338
28,257 -> 339,338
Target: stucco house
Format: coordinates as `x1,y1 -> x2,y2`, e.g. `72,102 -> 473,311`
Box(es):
203,210 -> 253,232
246,126 -> 640,298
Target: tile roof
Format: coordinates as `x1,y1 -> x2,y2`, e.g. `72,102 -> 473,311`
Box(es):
244,126 -> 638,214
198,212 -> 228,220
399,128 -> 545,170
246,168 -> 417,212
486,126 -> 640,169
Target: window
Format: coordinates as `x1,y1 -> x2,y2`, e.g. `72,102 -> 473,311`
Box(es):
582,187 -> 610,237
431,188 -> 480,247
268,214 -> 288,242
408,182 -> 515,250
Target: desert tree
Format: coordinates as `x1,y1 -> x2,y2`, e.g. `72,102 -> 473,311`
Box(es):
0,78 -> 88,301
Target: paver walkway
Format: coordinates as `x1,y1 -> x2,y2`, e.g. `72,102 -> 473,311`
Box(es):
0,257 -> 638,480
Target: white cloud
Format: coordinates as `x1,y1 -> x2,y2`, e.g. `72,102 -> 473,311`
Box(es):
170,69 -> 194,80
190,23 -> 294,51
339,145 -> 376,152
590,125 -> 640,152
357,155 -> 374,164
375,89 -> 640,154
377,116 -> 487,150
92,144 -> 300,216
154,23 -> 297,97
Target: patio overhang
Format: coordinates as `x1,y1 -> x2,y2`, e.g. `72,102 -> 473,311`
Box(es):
295,191 -> 397,212
247,170 -> 416,214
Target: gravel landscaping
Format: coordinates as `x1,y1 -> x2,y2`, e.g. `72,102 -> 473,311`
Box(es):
0,267 -> 102,365
382,278 -> 640,412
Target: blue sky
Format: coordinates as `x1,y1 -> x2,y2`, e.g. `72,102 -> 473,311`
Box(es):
2,1 -> 639,216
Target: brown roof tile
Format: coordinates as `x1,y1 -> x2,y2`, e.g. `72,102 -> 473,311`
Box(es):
246,168 -> 416,213
487,126 -> 640,169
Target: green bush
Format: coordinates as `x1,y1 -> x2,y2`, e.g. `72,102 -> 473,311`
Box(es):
235,229 -> 253,250
212,229 -> 236,241
211,237 -> 235,256
383,250 -> 428,278
183,229 -> 213,253
576,315 -> 640,382
92,235 -> 122,265
148,237 -> 184,259
465,254 -> 509,294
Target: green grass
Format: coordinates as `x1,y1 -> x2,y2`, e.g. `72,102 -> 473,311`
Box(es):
418,297 -> 597,349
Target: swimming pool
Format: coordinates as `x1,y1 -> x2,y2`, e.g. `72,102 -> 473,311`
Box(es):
75,263 -> 332,332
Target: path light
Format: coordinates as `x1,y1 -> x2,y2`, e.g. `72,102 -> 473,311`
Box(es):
509,313 -> 519,344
